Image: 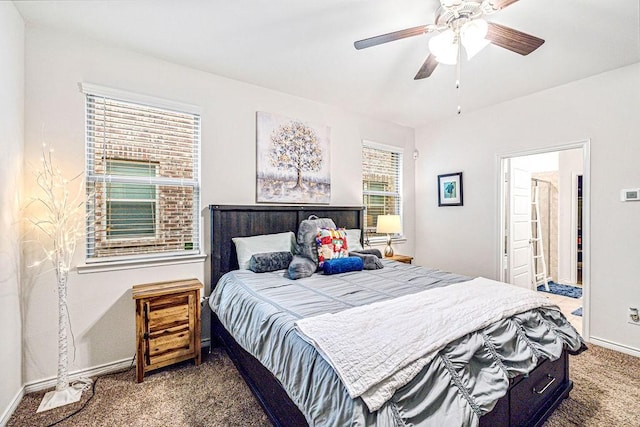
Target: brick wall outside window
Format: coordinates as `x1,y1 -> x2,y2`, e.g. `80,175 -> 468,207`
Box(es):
362,143 -> 403,238
85,92 -> 200,260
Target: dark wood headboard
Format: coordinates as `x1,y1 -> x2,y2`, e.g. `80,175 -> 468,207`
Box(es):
208,204 -> 364,287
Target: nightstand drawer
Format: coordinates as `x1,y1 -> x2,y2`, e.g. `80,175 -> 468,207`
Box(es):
149,328 -> 193,364
147,298 -> 191,331
148,293 -> 191,311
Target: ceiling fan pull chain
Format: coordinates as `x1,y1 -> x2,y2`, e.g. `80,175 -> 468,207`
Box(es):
456,38 -> 462,115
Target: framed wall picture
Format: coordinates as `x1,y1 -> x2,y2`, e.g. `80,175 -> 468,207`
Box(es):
438,172 -> 463,206
256,111 -> 331,204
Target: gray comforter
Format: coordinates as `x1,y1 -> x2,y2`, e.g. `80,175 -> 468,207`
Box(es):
209,261 -> 584,426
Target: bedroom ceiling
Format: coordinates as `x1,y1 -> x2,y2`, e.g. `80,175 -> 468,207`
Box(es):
14,0 -> 640,127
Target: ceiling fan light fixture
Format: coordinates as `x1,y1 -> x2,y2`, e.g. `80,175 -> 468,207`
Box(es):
435,47 -> 459,65
429,29 -> 459,65
460,19 -> 490,59
463,37 -> 490,60
461,18 -> 488,40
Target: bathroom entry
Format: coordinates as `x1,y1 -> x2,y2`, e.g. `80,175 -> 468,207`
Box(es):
499,144 -> 588,335
501,148 -> 584,288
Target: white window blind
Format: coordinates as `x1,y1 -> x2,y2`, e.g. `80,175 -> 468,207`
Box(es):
362,142 -> 403,239
83,87 -> 201,260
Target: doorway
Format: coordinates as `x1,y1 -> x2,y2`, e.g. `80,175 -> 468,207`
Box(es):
498,142 -> 589,338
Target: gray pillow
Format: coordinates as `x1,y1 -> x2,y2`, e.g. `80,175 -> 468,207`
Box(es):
296,216 -> 336,266
354,248 -> 383,258
287,255 -> 317,280
349,251 -> 384,270
249,251 -> 293,273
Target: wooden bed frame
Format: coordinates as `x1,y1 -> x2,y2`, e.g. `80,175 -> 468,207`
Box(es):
208,204 -> 573,427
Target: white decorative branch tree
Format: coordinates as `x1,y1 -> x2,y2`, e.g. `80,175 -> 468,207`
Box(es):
27,144 -> 90,412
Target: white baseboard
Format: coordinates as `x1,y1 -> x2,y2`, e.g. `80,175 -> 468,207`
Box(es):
0,386 -> 25,427
589,336 -> 640,358
3,348 -> 211,424
23,342 -> 213,395
1,358 -> 134,425
24,356 -> 135,394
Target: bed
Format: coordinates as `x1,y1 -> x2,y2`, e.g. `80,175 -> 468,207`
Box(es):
208,204 -> 584,427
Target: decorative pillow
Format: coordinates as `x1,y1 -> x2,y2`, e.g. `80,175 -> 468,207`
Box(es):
349,251 -> 384,270
315,228 -> 348,268
344,229 -> 364,251
354,248 -> 383,258
287,255 -> 317,280
296,216 -> 337,265
322,257 -> 364,275
249,251 -> 293,273
232,231 -> 295,270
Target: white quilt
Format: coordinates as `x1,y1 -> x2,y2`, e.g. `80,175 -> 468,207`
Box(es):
295,277 -> 557,411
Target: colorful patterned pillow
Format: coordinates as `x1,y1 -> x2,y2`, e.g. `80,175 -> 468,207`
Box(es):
315,228 -> 348,268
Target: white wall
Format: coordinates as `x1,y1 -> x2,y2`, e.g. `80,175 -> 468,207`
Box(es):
529,152 -> 559,173
557,148 -> 583,284
22,26 -> 415,384
415,62 -> 640,353
0,1 -> 24,420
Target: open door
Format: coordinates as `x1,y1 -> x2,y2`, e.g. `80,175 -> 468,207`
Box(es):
506,157 -> 533,289
499,142 -> 589,340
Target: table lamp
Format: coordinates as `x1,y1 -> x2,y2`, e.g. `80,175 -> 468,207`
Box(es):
376,214 -> 402,257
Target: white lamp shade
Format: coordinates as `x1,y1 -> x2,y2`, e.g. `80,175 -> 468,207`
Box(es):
461,19 -> 490,60
376,215 -> 402,234
429,29 -> 459,65
463,37 -> 490,60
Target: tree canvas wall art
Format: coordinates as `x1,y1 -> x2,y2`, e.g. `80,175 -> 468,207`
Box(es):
256,111 -> 331,203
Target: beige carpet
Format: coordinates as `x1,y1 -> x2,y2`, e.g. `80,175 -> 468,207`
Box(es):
8,344 -> 640,426
543,344 -> 640,427
8,349 -> 270,427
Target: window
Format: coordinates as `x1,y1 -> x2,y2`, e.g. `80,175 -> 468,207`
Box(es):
362,141 -> 403,239
105,160 -> 157,239
83,85 -> 201,260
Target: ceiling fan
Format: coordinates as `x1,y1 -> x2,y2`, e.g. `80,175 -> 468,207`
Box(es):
354,0 -> 545,80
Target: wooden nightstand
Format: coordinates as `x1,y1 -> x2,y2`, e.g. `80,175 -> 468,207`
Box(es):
132,278 -> 203,383
385,254 -> 413,264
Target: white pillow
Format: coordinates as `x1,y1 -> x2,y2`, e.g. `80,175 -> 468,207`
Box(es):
232,231 -> 296,270
345,228 -> 364,251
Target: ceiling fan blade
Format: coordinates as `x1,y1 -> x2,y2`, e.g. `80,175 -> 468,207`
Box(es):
414,54 -> 439,80
486,22 -> 545,55
354,25 -> 430,50
490,0 -> 519,10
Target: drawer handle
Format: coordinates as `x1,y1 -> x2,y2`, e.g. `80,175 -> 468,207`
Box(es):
533,374 -> 556,395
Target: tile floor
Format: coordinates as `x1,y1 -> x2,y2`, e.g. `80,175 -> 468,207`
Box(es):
543,292 -> 583,335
